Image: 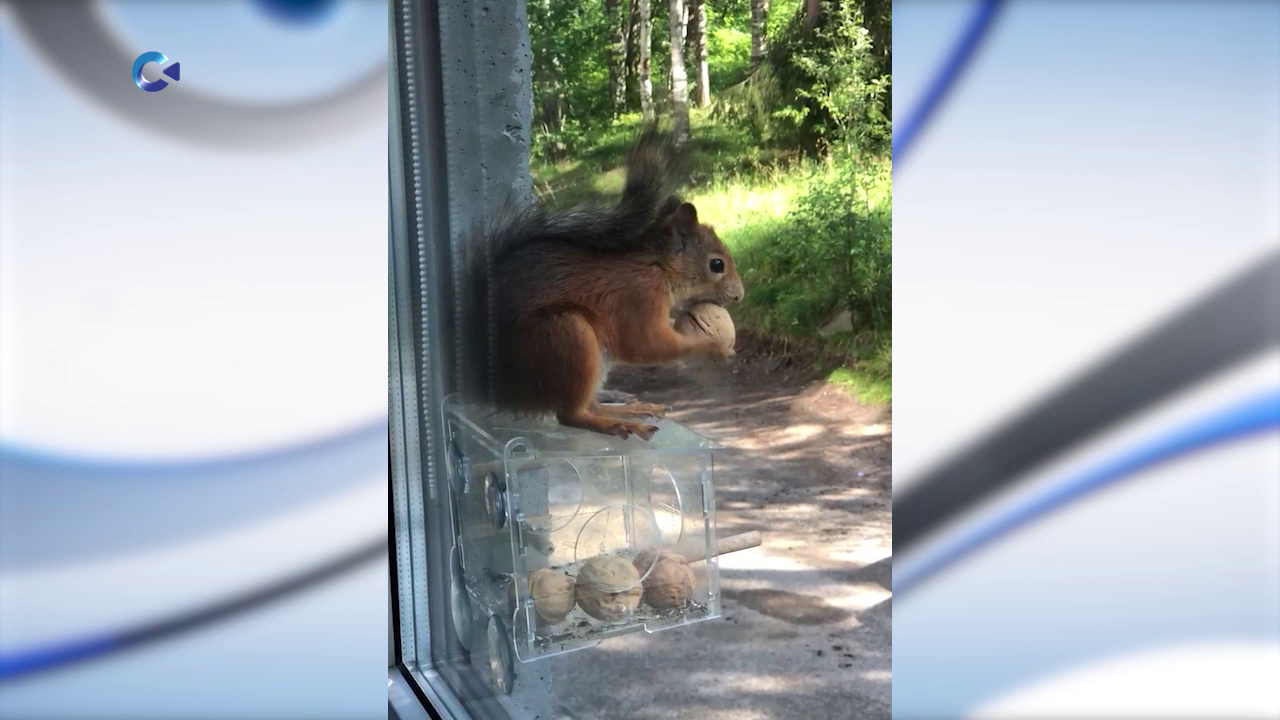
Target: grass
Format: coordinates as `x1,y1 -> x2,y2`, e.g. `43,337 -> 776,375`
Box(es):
827,368 -> 891,406
532,114 -> 892,406
825,338 -> 892,406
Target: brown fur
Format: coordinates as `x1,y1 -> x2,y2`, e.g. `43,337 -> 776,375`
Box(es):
492,199 -> 745,440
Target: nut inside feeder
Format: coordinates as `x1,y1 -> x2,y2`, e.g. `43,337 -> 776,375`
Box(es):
633,531 -> 762,610
527,567 -> 576,625
632,549 -> 696,609
574,554 -> 644,621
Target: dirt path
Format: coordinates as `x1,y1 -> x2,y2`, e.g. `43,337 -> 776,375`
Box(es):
550,352 -> 892,720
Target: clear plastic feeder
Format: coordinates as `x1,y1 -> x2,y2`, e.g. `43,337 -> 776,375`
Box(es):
442,395 -> 723,662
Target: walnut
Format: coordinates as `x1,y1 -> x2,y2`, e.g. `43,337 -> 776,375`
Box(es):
574,554 -> 643,621
674,302 -> 736,354
633,549 -> 695,609
528,567 -> 576,625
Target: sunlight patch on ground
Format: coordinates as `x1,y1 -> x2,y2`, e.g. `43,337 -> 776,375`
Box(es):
827,580 -> 891,614
686,671 -> 808,695
830,548 -> 892,566
842,422 -> 891,437
781,423 -> 826,441
717,547 -> 804,573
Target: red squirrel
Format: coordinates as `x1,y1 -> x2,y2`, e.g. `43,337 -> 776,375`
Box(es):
471,131 -> 745,440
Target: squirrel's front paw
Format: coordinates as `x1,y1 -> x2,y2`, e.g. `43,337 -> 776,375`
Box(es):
601,420 -> 659,440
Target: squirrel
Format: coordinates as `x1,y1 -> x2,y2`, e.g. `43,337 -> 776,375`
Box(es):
468,130 -> 745,440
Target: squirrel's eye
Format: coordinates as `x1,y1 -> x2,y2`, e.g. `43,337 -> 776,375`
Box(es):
709,258 -> 725,274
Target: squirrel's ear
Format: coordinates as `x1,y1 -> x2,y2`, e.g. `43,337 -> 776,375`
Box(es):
658,195 -> 682,219
662,201 -> 698,254
672,202 -> 699,230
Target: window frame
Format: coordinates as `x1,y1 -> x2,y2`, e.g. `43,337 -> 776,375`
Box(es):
388,1 -> 545,717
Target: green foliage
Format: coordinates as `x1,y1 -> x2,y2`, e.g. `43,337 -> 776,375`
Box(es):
728,150 -> 890,340
527,2 -> 613,161
526,4 -> 893,386
534,112 -> 789,207
707,25 -> 752,91
530,116 -> 595,166
534,116 -> 891,365
828,353 -> 891,406
528,0 -> 891,160
703,0 -> 752,89
706,0 -> 750,23
789,149 -> 891,332
709,63 -> 784,147
714,1 -> 889,154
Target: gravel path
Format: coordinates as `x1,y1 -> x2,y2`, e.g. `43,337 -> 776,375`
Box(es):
548,352 -> 892,720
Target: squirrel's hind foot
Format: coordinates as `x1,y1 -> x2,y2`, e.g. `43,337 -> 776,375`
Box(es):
597,401 -> 668,420
623,421 -> 660,441
556,410 -> 659,441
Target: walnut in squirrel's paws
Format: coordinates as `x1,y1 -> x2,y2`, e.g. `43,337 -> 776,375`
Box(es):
675,302 -> 737,359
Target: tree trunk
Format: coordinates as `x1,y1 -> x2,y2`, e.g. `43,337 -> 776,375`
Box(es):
860,0 -> 891,116
749,0 -> 769,68
860,0 -> 890,64
542,76 -> 562,132
668,0 -> 690,143
638,0 -> 654,121
671,0 -> 687,98
687,0 -> 709,107
537,0 -> 563,132
606,0 -> 627,112
679,0 -> 689,48
625,0 -> 640,105
804,0 -> 821,26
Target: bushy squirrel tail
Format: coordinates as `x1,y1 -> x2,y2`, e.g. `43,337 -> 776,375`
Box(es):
617,127 -> 686,234
461,129 -> 684,404
485,128 -> 685,261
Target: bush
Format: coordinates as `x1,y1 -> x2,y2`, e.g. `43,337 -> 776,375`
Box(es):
790,150 -> 891,333
527,1 -> 613,162
714,1 -> 889,155
707,26 -> 752,91
733,150 -> 890,337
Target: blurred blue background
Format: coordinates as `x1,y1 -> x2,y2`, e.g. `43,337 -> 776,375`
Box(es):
4,1 -> 1278,718
893,1 -> 1279,717
0,1 -> 388,718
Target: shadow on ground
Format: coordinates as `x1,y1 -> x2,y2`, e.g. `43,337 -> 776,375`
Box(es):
547,355 -> 892,720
